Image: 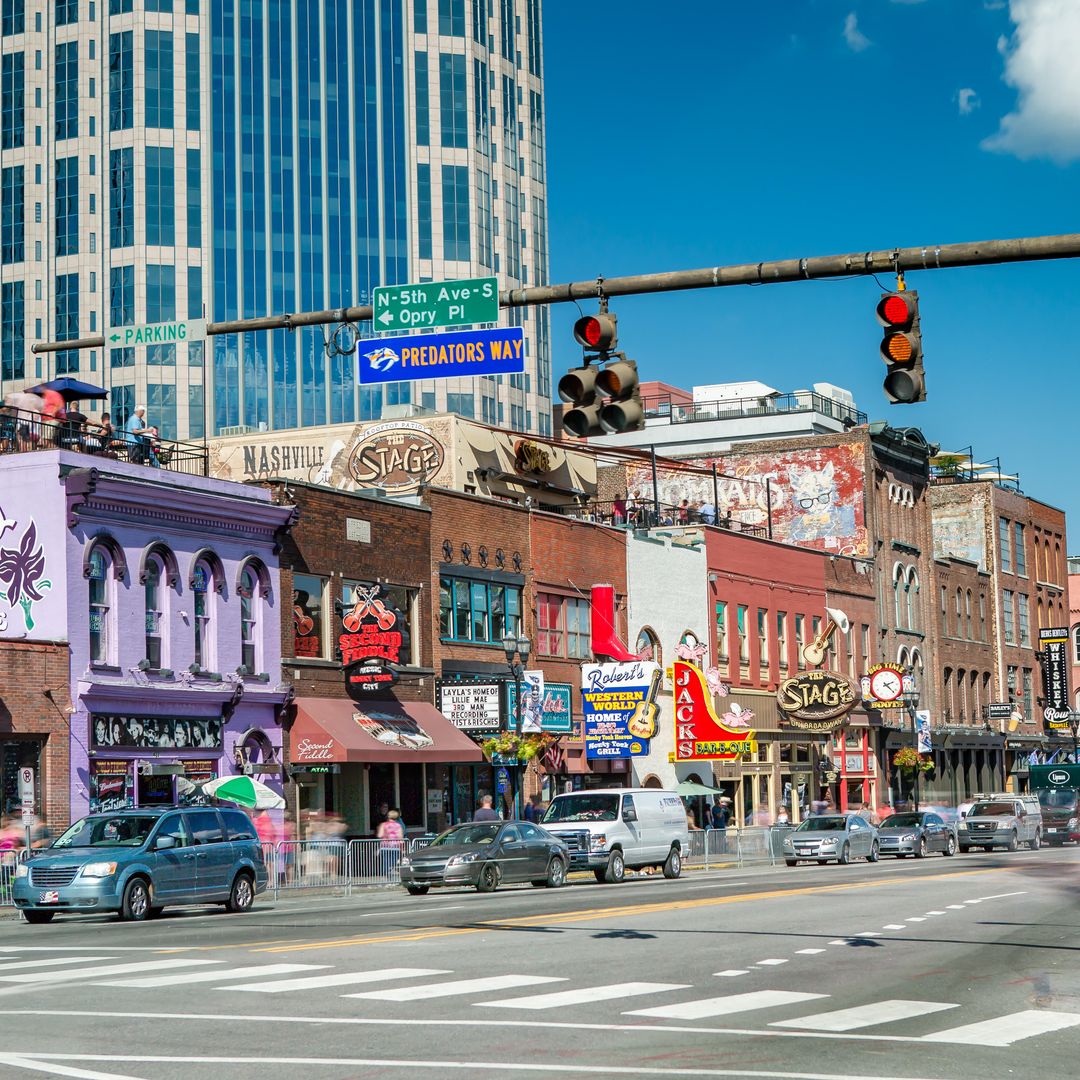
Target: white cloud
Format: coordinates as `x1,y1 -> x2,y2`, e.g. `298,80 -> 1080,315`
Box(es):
982,0 -> 1080,163
843,12 -> 871,52
958,88 -> 981,115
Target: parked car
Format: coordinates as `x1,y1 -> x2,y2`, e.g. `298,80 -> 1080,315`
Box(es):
957,793 -> 1042,852
541,788 -> 689,883
398,820 -> 569,894
877,811 -> 957,858
11,807 -> 267,923
783,814 -> 879,865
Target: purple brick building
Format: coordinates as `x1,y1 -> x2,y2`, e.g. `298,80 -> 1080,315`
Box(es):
0,450 -> 294,821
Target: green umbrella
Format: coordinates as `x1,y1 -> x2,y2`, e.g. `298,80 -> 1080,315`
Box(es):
200,775 -> 285,809
675,780 -> 722,797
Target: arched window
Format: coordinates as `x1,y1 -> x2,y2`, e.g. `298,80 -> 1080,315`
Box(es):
943,665 -> 953,721
906,569 -> 919,632
1073,625 -> 1080,666
893,563 -> 905,628
978,593 -> 987,641
965,590 -> 972,640
955,588 -> 963,638
635,626 -> 661,666
192,559 -> 214,671
144,554 -> 165,667
88,546 -> 113,664
239,565 -> 259,674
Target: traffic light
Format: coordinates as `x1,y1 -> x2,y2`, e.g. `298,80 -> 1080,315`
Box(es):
560,311 -> 644,436
558,363 -> 604,437
597,359 -> 643,434
877,288 -> 926,403
573,313 -> 618,352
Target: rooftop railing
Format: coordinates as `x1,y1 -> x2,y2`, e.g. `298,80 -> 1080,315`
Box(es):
544,499 -> 770,539
641,391 -> 867,428
0,406 -> 209,476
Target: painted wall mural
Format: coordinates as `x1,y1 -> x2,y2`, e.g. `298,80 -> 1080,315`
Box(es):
932,505 -> 987,570
623,444 -> 868,556
0,496 -> 55,635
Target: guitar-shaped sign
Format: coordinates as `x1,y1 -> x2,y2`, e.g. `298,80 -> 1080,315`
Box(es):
626,666 -> 662,740
800,607 -> 850,668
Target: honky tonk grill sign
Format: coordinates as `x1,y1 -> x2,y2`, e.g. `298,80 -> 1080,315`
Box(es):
777,670 -> 859,732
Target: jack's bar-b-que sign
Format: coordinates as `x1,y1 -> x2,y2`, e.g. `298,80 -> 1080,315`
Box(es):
777,670 -> 859,732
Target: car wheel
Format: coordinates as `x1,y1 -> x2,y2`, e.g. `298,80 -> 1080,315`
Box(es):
593,868 -> 607,883
605,850 -> 626,884
785,859 -> 798,867
23,910 -> 54,924
406,885 -> 430,896
1007,831 -> 1019,852
662,846 -> 682,879
545,858 -> 567,888
475,863 -> 499,893
944,835 -> 956,857
225,872 -> 255,914
1028,831 -> 1041,851
838,842 -> 851,865
121,877 -> 151,922
916,837 -> 927,859
868,841 -> 880,863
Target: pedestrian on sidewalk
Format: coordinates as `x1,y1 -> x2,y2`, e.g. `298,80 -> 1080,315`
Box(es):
376,809 -> 405,881
473,794 -> 500,822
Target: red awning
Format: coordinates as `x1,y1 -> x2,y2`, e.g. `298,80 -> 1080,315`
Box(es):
291,697 -> 484,765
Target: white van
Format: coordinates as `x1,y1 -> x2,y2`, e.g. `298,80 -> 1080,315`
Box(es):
540,788 -> 690,883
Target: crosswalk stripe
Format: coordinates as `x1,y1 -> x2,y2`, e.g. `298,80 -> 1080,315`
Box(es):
0,959 -> 221,984
98,964 -> 324,988
922,1010 -> 1080,1046
772,998 -> 958,1031
0,957 -> 114,973
346,974 -> 564,1002
480,981 -> 689,1011
627,989 -> 827,1020
221,968 -> 451,994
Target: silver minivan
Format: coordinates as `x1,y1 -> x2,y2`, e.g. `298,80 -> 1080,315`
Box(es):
541,788 -> 690,883
12,806 -> 268,922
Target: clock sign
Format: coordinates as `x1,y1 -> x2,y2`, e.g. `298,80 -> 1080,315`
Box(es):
862,664 -> 908,709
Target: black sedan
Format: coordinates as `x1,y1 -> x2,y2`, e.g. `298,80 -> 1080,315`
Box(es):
398,820 -> 569,894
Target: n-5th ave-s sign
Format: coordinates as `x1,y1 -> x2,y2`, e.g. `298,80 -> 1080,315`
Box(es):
373,277 -> 498,331
358,327 -> 525,385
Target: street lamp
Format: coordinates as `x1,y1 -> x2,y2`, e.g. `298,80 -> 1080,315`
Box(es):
501,631 -> 532,819
901,669 -> 920,813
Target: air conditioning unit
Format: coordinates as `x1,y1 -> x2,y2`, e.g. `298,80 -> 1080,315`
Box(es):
382,403 -> 424,419
218,425 -> 256,436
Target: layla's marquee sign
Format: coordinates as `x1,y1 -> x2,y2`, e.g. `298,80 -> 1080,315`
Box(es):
777,670 -> 859,732
673,661 -> 757,761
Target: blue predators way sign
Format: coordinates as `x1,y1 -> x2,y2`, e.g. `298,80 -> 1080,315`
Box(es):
358,326 -> 525,385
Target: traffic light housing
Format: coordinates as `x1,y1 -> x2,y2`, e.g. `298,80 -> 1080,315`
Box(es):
877,289 -> 926,403
560,311 -> 645,437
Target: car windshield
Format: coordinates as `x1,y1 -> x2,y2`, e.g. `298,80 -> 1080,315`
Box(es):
1038,790 -> 1077,810
881,814 -> 923,828
796,816 -> 847,832
542,794 -> 620,823
969,802 -> 1014,816
52,814 -> 159,849
427,823 -> 501,848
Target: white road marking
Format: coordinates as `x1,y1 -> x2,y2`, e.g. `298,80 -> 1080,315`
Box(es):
481,981 -> 689,1011
828,940 -> 847,945
905,917 -> 926,922
924,911 -> 946,916
882,924 -> 906,930
756,959 -> 788,966
360,905 -> 467,917
0,1056 -> 148,1080
99,963 -> 324,988
0,946 -> 164,952
923,1010 -> 1080,1046
970,891 -> 1027,902
0,959 -> 220,984
773,999 -> 958,1032
962,900 -> 982,905
628,989 -> 827,1021
852,932 -> 881,937
946,905 -> 965,910
686,882 -> 749,890
222,967 -> 450,994
714,970 -> 750,976
0,957 -> 114,973
794,949 -> 826,956
347,974 -> 563,1002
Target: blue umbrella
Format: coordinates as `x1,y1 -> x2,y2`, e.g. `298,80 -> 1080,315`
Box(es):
29,377 -> 108,401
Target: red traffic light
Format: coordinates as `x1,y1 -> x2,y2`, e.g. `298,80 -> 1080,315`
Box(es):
573,313 -> 617,352
876,292 -> 917,330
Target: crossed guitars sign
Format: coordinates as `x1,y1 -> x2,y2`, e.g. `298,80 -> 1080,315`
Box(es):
341,585 -> 397,632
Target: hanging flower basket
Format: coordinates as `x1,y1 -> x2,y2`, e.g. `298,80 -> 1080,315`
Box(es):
481,731 -> 556,763
892,746 -> 934,774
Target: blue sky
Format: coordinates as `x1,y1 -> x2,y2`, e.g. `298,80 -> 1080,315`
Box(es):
542,1 -> 1080,534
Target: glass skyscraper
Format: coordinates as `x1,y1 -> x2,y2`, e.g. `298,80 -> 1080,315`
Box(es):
0,0 -> 550,440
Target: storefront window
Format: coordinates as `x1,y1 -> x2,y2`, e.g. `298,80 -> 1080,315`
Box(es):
1,741 -> 43,815
292,573 -> 326,658
88,547 -> 111,663
89,759 -> 133,813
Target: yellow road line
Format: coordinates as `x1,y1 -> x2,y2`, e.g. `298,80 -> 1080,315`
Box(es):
256,865 -> 1010,954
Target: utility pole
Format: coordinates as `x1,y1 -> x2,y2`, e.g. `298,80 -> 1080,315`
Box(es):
30,232 -> 1080,356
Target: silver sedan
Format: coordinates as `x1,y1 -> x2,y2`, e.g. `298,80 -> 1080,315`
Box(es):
783,814 -> 880,866
877,811 -> 957,858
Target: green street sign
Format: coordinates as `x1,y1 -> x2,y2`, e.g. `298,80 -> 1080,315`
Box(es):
105,319 -> 207,348
373,277 -> 498,332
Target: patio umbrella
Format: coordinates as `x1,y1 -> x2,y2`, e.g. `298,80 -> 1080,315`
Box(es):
200,775 -> 285,809
28,377 -> 109,401
675,780 -> 722,797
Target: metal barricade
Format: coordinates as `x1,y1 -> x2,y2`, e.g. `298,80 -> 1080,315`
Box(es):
735,826 -> 778,867
271,840 -> 349,897
703,826 -> 736,868
344,838 -> 399,890
684,829 -> 707,867
0,851 -> 21,907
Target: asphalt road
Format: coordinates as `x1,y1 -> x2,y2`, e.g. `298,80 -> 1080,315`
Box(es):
0,847 -> 1078,1080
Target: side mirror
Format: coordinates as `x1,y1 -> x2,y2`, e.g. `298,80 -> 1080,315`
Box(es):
155,834 -> 177,850
622,807 -> 637,822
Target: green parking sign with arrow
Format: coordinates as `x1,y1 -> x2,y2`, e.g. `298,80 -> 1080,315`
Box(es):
106,319 -> 207,348
373,277 -> 498,332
